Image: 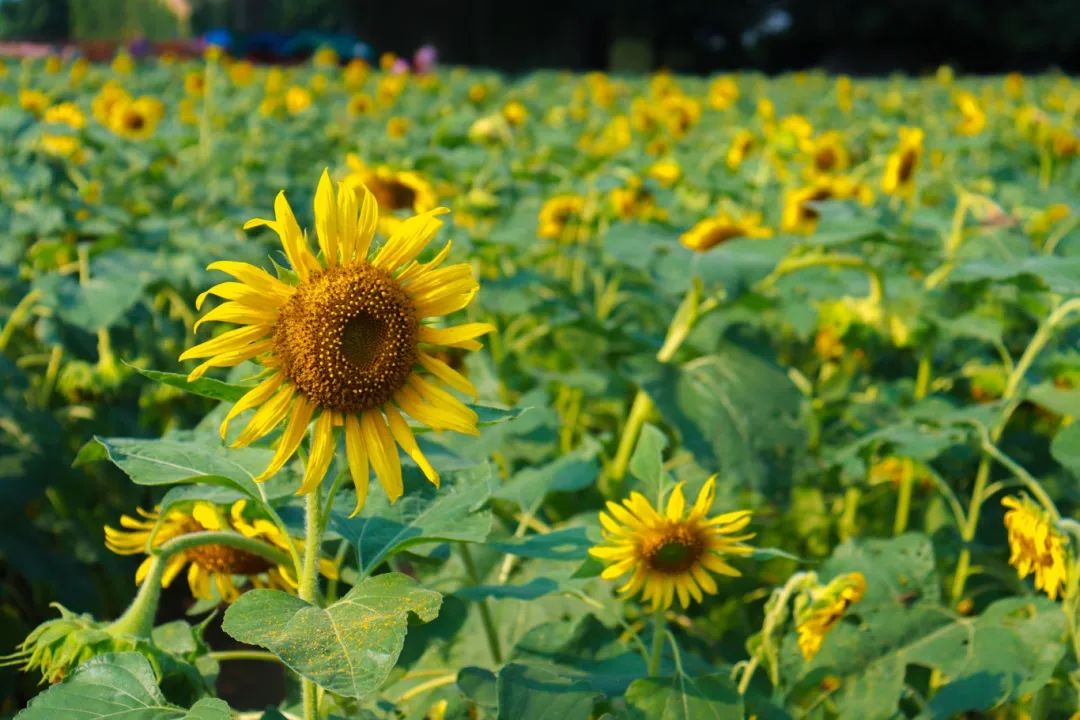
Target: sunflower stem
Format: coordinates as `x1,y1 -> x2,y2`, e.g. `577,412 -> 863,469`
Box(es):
459,543 -> 503,665
647,609 -> 666,677
609,389 -> 653,487
299,487 -> 325,720
106,555 -> 165,639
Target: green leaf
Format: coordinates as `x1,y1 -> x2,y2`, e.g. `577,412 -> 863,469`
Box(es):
332,464 -> 494,573
222,573 -> 441,699
625,673 -> 743,720
16,652 -> 216,720
456,577 -> 559,601
32,251 -> 161,331
639,347 -> 804,492
1051,422 -> 1080,475
457,666 -> 498,710
496,663 -> 598,720
627,423 -> 668,500
819,533 -> 940,607
489,527 -> 592,561
133,367 -> 249,403
494,439 -> 599,509
1027,382 -> 1080,418
74,434 -> 295,499
950,255 -> 1080,294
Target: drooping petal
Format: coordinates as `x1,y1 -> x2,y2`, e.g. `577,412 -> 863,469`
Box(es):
298,410 -> 335,494
186,340 -> 274,381
206,260 -> 295,298
180,324 -> 271,361
344,414 -> 370,517
231,383 -> 296,447
384,404 -> 439,486
361,410 -> 403,503
397,241 -> 453,282
193,301 -> 278,331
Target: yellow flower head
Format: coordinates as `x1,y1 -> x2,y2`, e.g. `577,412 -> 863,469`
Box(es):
608,177 -> 665,223
1026,203 -> 1071,236
648,158 -> 682,188
111,50 -> 134,75
708,76 -> 739,111
44,101 -> 86,130
343,58 -> 369,89
502,100 -> 529,127
579,115 -> 632,157
881,126 -> 924,197
726,129 -> 756,170
286,85 -> 312,115
105,500 -> 336,602
836,75 -> 854,113
795,571 -> 866,660
181,170 -> 493,513
781,175 -> 873,235
92,81 -> 130,125
313,46 -> 339,68
538,194 -> 586,241
347,93 -> 373,116
590,477 -> 754,610
802,131 -> 849,176
660,93 -> 702,138
39,133 -> 83,162
108,97 -> 163,141
387,115 -> 411,139
342,158 -> 438,236
184,70 -> 206,97
680,212 -> 772,252
229,60 -> 255,86
1002,495 -> 1069,600
19,89 -> 49,117
955,91 -> 987,136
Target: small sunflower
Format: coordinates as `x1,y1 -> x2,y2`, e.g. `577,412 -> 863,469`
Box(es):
680,212 -> 772,252
608,177 -> 665,222
590,477 -> 754,610
181,171 -> 492,513
108,97 -> 163,141
781,175 -> 873,235
43,101 -> 86,130
1002,495 -> 1069,600
795,571 -> 866,660
343,157 -> 438,235
881,127 -> 924,197
726,129 -> 756,170
538,194 -> 586,241
105,500 -> 336,602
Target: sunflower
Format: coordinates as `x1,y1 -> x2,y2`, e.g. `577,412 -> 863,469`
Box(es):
108,97 -> 164,141
92,82 -> 129,126
1002,495 -> 1069,600
781,175 -> 873,235
180,171 -> 492,513
680,212 -> 772,252
881,127 -> 924,197
589,477 -> 754,610
105,500 -> 336,602
708,76 -> 739,111
801,131 -> 849,176
794,571 -> 866,660
286,86 -> 312,115
955,91 -> 986,136
343,157 -> 438,235
609,177 -> 665,222
43,101 -> 86,130
538,194 -> 586,241
19,89 -> 50,117
647,158 -> 681,188
726,129 -> 756,170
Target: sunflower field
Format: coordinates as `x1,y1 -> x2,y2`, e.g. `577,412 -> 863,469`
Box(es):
2,48 -> 1080,720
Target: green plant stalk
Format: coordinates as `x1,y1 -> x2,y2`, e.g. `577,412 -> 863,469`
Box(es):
647,609 -> 666,677
839,486 -> 860,541
299,487 -> 324,720
459,543 -> 503,664
893,459 -> 915,536
760,253 -> 884,303
209,650 -> 282,663
0,288 -> 42,351
106,555 -> 165,638
950,297 -> 1080,603
609,389 -> 653,485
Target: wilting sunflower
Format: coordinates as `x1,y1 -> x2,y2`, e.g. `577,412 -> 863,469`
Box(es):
1002,495 -> 1069,600
105,500 -> 336,602
589,477 -> 754,610
794,571 -> 866,660
343,156 -> 438,235
681,212 -> 772,252
181,171 -> 492,513
881,127 -> 924,197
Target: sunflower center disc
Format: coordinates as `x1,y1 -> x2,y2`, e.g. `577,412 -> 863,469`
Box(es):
186,544 -> 273,575
646,526 -> 705,574
274,264 -> 418,413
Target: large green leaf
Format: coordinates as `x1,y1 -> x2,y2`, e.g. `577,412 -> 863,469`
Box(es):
638,346 -> 805,492
222,573 -> 441,699
1051,422 -> 1080,475
16,652 -> 229,720
331,464 -> 494,573
134,367 -> 249,403
32,251 -> 161,332
627,422 -> 668,501
625,673 -> 744,720
74,434 -> 295,499
494,439 -> 599,510
489,527 -> 592,561
496,663 -> 597,720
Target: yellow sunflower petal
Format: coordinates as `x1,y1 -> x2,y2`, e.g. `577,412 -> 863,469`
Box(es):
384,404 -> 439,486
298,410 -> 336,494
417,351 -> 478,399
353,185 -> 378,262
337,178 -> 359,264
179,324 -> 270,361
231,383 -> 296,447
273,191 -> 319,280
418,322 -> 495,350
186,340 -> 274,381
314,168 -> 340,267
361,410 -> 403,503
372,208 -> 449,272
344,414 -> 370,517
206,260 -> 295,298
193,301 -> 278,332
254,395 -> 316,482
666,483 -> 686,520
219,372 -> 285,439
